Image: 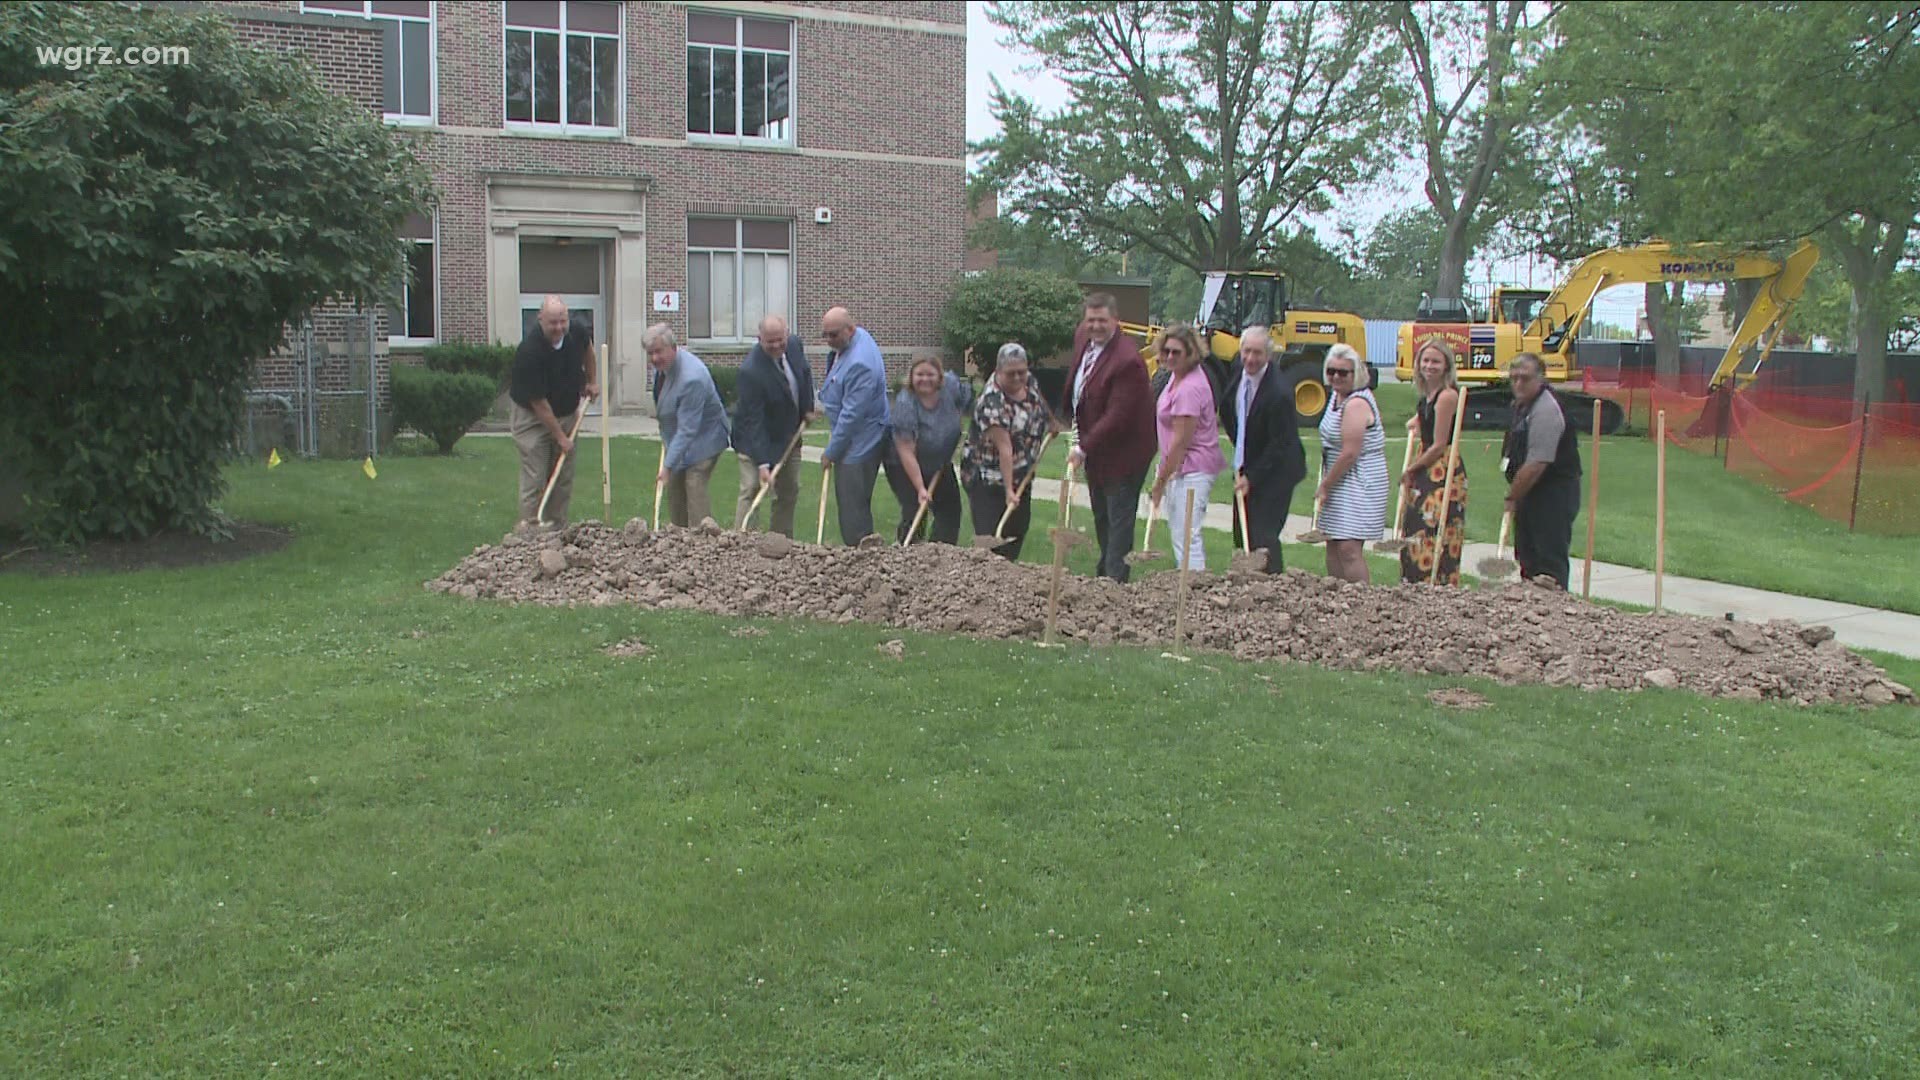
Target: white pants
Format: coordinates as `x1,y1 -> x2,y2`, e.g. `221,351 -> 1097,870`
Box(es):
1165,471 -> 1214,572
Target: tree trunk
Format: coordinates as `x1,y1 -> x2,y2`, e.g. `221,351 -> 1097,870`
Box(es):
1850,287 -> 1889,406
1645,281 -> 1684,381
1435,214 -> 1471,300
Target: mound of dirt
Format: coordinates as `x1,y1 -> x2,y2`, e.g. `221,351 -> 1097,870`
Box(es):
428,521 -> 1915,709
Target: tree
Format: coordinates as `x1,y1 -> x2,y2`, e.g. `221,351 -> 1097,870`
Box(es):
1546,2 -> 1920,402
939,268 -> 1086,373
0,2 -> 433,543
975,1 -> 1402,275
1388,0 -> 1545,298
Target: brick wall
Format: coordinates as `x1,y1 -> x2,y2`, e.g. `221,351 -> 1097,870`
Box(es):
226,5 -> 383,111
224,1 -> 966,414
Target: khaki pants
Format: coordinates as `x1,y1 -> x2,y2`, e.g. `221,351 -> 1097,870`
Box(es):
665,452 -> 722,527
733,452 -> 801,535
512,403 -> 574,526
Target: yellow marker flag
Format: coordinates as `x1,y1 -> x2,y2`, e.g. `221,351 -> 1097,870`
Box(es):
362,456 -> 378,480
267,448 -> 282,469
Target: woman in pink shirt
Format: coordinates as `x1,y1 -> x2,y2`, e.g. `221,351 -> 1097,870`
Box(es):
1149,323 -> 1228,571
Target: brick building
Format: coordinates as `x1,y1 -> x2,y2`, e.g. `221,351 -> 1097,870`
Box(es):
225,1 -> 967,415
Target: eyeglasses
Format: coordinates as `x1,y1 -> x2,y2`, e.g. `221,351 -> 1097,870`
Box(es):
1326,367 -> 1353,377
1510,372 -> 1538,383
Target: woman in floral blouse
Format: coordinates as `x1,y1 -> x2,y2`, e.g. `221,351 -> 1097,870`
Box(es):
961,343 -> 1058,559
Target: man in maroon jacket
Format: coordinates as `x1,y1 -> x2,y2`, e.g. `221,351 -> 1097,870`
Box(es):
1063,293 -> 1157,582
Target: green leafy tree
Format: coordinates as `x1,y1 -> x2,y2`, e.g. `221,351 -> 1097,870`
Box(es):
0,2 -> 433,542
1389,0 -> 1545,299
1546,1 -> 1920,401
975,1 -> 1402,275
940,268 -> 1086,374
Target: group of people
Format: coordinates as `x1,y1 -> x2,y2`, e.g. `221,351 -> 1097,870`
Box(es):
507,292 -> 1584,590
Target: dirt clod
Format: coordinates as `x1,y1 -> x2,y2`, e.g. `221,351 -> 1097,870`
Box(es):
428,525 -> 1912,707
604,638 -> 652,658
1427,688 -> 1489,710
877,639 -> 905,660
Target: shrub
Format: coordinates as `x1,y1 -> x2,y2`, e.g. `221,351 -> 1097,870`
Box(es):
391,365 -> 497,453
939,268 -> 1085,376
709,362 -> 739,407
421,342 -> 515,387
0,2 -> 432,543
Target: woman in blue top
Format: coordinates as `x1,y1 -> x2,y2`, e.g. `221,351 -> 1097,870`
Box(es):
884,354 -> 975,544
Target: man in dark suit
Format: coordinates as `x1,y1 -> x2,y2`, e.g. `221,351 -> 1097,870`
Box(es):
1063,292 -> 1157,582
1220,326 -> 1307,572
731,314 -> 815,536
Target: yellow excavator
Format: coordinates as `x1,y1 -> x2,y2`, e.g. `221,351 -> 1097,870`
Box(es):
1394,239 -> 1820,432
1122,270 -> 1368,426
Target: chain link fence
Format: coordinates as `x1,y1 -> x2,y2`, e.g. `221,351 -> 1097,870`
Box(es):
237,304 -> 394,459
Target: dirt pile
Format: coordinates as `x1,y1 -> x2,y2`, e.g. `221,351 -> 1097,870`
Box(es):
428,521 -> 1914,708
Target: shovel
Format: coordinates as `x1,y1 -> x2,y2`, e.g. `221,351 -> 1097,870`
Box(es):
535,407 -> 590,527
1042,518 -> 1088,646
650,469 -> 665,531
737,419 -> 810,530
1172,487 -> 1198,653
1126,495 -> 1166,566
1298,456 -> 1329,545
1228,482 -> 1266,575
1476,510 -> 1518,580
900,466 -> 945,547
973,430 -> 1058,548
814,463 -> 833,546
1374,432 -> 1419,554
1427,385 -> 1470,585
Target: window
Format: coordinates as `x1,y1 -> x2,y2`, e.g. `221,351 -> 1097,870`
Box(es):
686,12 -> 792,145
390,213 -> 437,343
301,1 -> 435,123
505,0 -> 620,132
688,218 -> 792,341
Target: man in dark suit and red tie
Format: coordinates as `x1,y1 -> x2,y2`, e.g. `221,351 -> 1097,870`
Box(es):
1061,293 -> 1157,582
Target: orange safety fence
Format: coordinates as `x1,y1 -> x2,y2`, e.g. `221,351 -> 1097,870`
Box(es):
1578,369 -> 1920,534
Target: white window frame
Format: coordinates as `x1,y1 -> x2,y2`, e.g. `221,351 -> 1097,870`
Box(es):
300,1 -> 437,126
391,217 -> 439,346
688,218 -> 795,345
686,11 -> 795,148
502,1 -> 623,136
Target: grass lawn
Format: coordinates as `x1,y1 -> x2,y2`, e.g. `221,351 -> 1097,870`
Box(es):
3,446 -> 1919,1074
827,380 -> 1920,612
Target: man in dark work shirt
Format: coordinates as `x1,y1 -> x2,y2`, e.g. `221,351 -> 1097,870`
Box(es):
508,295 -> 598,528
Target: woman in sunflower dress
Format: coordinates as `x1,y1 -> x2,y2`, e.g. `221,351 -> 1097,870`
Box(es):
1399,338 -> 1468,584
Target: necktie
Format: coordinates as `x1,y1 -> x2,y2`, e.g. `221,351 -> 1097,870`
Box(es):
779,357 -> 796,402
1235,374 -> 1253,471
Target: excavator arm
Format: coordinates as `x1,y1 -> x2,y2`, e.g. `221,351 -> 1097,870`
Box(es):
1523,241 -> 1811,357
1708,239 -> 1820,388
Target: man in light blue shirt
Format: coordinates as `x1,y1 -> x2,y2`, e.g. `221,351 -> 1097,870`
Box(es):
646,323 -> 731,527
817,305 -> 889,544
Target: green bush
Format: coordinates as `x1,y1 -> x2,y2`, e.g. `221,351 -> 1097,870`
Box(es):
0,2 -> 432,543
421,342 -> 515,387
939,268 -> 1085,376
391,365 -> 497,453
709,363 -> 739,407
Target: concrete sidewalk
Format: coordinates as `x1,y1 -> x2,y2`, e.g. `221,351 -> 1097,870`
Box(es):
475,418 -> 1920,659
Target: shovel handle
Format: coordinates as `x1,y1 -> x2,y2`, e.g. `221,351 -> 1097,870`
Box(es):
900,466 -> 943,546
536,408 -> 589,526
1235,486 -> 1251,555
740,419 -> 810,529
815,463 -> 832,545
994,430 -> 1057,539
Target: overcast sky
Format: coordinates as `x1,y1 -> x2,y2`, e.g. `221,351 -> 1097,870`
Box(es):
961,2 -> 1648,328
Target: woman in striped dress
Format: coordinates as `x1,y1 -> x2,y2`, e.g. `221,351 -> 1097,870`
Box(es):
1315,343 -> 1388,583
